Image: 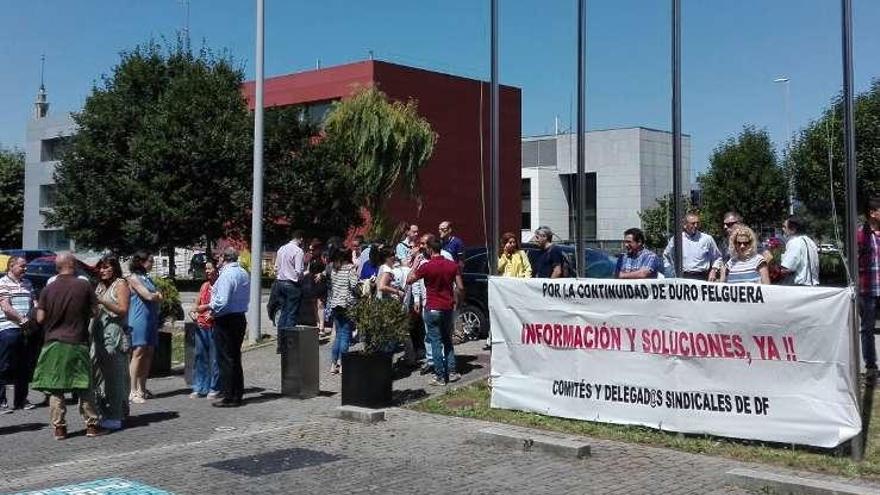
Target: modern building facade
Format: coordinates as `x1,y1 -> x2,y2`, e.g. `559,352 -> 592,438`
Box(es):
22,84 -> 76,251
520,127 -> 691,245
242,59 -> 522,247
21,60 -> 522,253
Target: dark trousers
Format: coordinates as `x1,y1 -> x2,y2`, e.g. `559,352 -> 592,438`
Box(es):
682,271 -> 710,281
276,281 -> 303,330
15,329 -> 42,408
861,295 -> 878,369
214,313 -> 246,402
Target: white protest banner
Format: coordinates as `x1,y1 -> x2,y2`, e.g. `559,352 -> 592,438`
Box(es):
489,277 -> 860,448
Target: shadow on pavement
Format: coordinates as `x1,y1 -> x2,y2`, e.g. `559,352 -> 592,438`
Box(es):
455,355 -> 484,375
151,388 -> 193,399
125,411 -> 181,430
317,390 -> 337,397
243,392 -> 285,406
392,389 -> 428,406
0,422 -> 45,436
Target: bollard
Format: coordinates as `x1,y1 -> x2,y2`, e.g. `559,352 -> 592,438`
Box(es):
280,326 -> 319,399
149,330 -> 173,377
183,323 -> 197,386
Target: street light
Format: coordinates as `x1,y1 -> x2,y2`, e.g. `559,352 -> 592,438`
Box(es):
773,76 -> 795,215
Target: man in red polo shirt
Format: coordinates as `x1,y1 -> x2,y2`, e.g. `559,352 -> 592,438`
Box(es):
408,237 -> 464,386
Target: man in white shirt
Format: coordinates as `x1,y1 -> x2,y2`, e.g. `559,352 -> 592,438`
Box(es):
271,231 -> 305,355
663,213 -> 722,281
780,216 -> 820,286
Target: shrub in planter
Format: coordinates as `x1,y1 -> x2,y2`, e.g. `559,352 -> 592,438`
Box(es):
342,298 -> 410,408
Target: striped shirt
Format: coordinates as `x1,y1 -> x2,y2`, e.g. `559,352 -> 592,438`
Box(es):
0,275 -> 34,331
328,264 -> 359,310
858,226 -> 880,296
725,254 -> 766,284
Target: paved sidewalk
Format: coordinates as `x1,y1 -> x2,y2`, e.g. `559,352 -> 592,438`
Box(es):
0,337 -> 875,494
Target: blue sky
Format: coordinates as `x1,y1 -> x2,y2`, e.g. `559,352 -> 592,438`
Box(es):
2,0 -> 879,179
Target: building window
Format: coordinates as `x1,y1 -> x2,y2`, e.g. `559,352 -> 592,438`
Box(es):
37,230 -> 69,252
39,184 -> 57,209
563,173 -> 597,240
521,139 -> 556,168
40,137 -> 70,162
521,178 -> 531,230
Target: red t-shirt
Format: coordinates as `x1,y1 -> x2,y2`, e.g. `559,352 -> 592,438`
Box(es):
196,281 -> 214,329
414,256 -> 459,311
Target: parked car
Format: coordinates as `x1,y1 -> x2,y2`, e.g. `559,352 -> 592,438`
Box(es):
817,243 -> 840,254
23,255 -> 96,297
0,249 -> 55,264
457,243 -> 617,342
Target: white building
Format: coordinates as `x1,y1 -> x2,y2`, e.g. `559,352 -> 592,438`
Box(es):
22,83 -> 76,252
520,127 -> 691,245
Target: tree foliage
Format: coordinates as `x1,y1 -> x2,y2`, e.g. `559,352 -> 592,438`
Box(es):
261,107 -> 364,247
0,147 -> 24,248
323,86 -> 436,234
789,80 -> 880,227
697,126 -> 789,237
638,194 -> 692,250
48,40 -> 251,254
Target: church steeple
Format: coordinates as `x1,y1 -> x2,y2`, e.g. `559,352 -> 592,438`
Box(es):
34,55 -> 48,119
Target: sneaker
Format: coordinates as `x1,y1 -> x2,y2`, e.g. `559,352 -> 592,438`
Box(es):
206,391 -> 221,399
428,377 -> 447,387
0,408 -> 13,415
20,401 -> 36,410
86,424 -> 108,437
419,365 -> 434,376
448,372 -> 461,383
130,393 -> 146,404
189,392 -> 203,399
99,419 -> 123,431
53,425 -> 67,440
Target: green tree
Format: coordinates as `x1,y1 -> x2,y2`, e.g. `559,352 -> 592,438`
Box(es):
638,194 -> 692,250
261,106 -> 364,247
323,86 -> 436,237
48,40 -> 251,269
789,80 -> 880,233
0,147 -> 25,248
697,126 -> 789,237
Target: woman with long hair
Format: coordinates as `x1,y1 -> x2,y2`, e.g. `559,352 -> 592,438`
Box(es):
497,232 -> 532,278
126,251 -> 163,404
92,254 -> 131,430
190,260 -> 221,398
721,225 -> 770,284
327,248 -> 359,374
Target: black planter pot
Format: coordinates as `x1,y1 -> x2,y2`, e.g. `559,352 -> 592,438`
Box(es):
341,351 -> 393,408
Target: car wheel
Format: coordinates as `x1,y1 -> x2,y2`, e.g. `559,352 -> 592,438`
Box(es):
455,304 -> 488,343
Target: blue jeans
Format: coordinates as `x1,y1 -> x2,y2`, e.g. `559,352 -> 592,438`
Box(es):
193,327 -> 220,394
424,309 -> 457,381
331,309 -> 353,364
861,295 -> 878,369
276,281 -> 303,330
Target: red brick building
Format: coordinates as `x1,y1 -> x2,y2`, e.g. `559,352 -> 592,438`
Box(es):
242,60 -> 521,247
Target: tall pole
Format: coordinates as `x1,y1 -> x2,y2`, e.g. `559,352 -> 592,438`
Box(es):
841,0 -> 863,462
247,0 -> 265,344
489,0 -> 500,275
671,0 -> 683,277
774,77 -> 795,215
575,0 -> 586,278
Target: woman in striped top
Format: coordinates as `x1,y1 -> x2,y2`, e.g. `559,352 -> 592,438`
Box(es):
327,248 -> 359,374
721,225 -> 770,284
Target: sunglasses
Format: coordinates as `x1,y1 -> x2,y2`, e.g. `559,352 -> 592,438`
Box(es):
723,222 -> 736,228
735,241 -> 750,246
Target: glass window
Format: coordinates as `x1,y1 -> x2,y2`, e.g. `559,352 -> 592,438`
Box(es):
40,137 -> 70,162
521,178 -> 531,230
37,230 -> 70,251
39,184 -> 57,209
563,173 -> 597,240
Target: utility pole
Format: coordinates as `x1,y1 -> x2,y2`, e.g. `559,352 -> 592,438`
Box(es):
671,0 -> 683,278
575,0 -> 586,277
489,0 -> 500,275
247,0 -> 265,344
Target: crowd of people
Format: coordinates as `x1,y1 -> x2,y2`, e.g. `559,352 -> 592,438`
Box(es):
0,246 -> 252,439
0,201 -> 867,440
270,221 -> 467,387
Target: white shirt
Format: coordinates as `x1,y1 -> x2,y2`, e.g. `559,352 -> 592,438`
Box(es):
663,231 -> 721,274
781,235 -> 820,286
